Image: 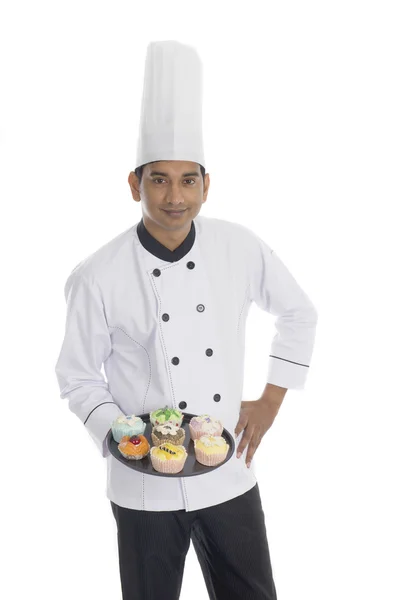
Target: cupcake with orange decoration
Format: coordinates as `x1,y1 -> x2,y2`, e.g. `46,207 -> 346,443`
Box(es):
117,434 -> 150,460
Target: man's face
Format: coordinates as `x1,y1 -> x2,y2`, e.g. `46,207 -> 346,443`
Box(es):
128,160 -> 210,231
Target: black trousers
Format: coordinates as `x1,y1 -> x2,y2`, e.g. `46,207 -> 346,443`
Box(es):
110,482 -> 278,600
110,483 -> 277,600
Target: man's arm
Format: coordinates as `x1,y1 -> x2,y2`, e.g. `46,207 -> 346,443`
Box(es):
259,382 -> 288,408
54,270 -> 124,458
249,234 -> 318,391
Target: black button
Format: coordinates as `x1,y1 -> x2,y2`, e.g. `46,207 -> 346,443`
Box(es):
152,268 -> 161,277
196,304 -> 205,312
162,313 -> 170,322
171,357 -> 180,365
179,401 -> 187,409
187,261 -> 195,269
213,394 -> 221,402
206,348 -> 213,356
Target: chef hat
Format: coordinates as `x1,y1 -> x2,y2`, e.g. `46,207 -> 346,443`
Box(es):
134,40 -> 206,171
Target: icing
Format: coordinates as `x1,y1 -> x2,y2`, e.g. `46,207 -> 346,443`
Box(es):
115,415 -> 143,426
151,406 -> 183,423
191,415 -> 222,434
152,442 -> 186,460
198,435 -> 227,448
155,423 -> 178,436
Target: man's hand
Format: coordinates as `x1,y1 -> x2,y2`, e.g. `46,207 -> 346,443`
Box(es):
234,384 -> 287,468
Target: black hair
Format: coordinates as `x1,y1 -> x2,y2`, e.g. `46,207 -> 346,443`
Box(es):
134,161 -> 206,185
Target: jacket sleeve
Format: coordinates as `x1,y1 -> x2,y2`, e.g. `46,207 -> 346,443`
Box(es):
249,234 -> 318,390
54,270 -> 125,457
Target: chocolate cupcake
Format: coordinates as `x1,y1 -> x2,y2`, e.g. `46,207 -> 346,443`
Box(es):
151,422 -> 185,447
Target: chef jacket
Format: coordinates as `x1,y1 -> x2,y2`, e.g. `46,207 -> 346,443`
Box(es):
54,214 -> 318,512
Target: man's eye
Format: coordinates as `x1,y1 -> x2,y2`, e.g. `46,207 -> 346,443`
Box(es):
153,178 -> 195,184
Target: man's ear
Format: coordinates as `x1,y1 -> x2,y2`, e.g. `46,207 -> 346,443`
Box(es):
128,172 -> 141,202
203,173 -> 210,201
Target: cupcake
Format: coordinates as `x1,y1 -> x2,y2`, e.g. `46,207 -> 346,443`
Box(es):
111,414 -> 146,443
194,435 -> 230,467
151,422 -> 186,447
150,442 -> 188,474
189,414 -> 223,441
118,434 -> 150,460
150,405 -> 184,428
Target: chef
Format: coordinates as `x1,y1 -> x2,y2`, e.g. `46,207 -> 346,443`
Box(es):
55,40 -> 318,599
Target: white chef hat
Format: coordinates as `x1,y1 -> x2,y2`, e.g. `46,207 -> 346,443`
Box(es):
134,40 -> 206,171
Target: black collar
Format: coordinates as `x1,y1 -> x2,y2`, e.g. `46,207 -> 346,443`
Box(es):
137,217 -> 196,262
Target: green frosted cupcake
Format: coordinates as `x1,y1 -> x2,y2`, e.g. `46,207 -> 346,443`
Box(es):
150,405 -> 184,427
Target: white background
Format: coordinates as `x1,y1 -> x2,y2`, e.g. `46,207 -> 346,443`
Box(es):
1,1 -> 399,599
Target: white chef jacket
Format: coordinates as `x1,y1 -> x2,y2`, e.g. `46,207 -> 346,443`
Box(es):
54,214 -> 318,512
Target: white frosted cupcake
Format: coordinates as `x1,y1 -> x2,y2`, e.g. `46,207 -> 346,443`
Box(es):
189,414 -> 223,441
111,414 -> 146,443
194,435 -> 229,467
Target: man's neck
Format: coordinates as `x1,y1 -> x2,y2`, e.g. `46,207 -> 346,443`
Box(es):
142,216 -> 192,252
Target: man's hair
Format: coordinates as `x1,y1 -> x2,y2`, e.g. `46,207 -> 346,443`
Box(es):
134,161 -> 206,185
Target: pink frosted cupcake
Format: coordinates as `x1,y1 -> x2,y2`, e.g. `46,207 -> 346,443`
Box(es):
189,414 -> 223,441
194,435 -> 229,467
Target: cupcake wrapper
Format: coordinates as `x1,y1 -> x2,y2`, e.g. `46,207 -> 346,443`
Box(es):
118,446 -> 150,460
150,449 -> 187,473
194,445 -> 228,467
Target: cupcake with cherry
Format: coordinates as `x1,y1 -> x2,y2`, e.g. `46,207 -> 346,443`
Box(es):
118,434 -> 150,460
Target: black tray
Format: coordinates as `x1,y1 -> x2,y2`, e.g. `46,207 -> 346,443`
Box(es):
106,412 -> 235,477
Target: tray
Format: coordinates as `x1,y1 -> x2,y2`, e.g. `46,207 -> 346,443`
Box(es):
106,412 -> 235,477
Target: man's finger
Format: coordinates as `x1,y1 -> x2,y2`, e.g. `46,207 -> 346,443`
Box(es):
236,427 -> 254,457
245,435 -> 261,466
235,425 -> 244,438
234,415 -> 247,438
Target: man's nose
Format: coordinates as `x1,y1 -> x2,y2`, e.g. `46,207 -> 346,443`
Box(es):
167,184 -> 186,204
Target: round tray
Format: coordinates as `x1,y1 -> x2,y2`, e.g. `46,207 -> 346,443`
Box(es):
106,412 -> 235,477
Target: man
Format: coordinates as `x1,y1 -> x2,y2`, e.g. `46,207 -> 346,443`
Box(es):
55,41 -> 318,599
